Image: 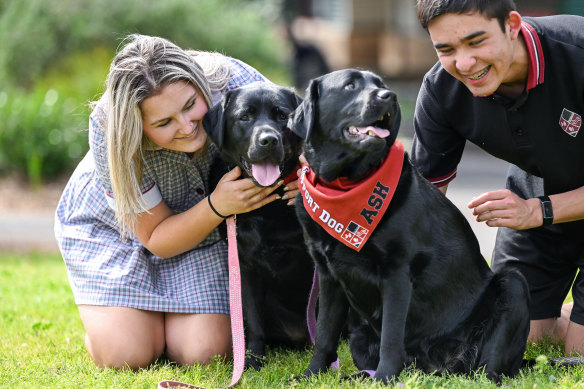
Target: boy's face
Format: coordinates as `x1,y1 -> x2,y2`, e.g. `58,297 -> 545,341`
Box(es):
427,11 -> 523,97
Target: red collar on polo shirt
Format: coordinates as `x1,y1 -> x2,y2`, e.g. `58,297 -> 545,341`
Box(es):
298,141 -> 405,252
521,21 -> 545,91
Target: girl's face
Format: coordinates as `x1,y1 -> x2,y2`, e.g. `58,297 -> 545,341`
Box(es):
141,80 -> 209,153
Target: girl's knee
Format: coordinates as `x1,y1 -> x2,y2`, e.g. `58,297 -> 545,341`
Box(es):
169,330 -> 232,365
166,314 -> 232,365
86,332 -> 164,369
78,306 -> 165,369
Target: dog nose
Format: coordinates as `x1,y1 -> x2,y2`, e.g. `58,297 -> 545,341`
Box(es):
258,132 -> 279,148
377,89 -> 395,101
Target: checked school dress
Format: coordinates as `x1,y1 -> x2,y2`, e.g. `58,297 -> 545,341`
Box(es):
55,57 -> 266,314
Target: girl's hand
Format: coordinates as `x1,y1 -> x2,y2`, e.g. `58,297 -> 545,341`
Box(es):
281,155 -> 307,206
210,166 -> 282,216
281,171 -> 301,206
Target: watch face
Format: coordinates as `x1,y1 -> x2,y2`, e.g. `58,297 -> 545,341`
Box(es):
539,196 -> 553,225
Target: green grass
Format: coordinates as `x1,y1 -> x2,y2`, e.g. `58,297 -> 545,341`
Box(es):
1,252 -> 583,388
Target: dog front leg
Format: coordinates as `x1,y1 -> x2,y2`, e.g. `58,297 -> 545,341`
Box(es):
374,273 -> 412,384
242,271 -> 266,369
303,272 -> 349,378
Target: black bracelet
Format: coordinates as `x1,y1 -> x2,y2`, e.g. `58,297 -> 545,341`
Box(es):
208,195 -> 230,218
538,195 -> 554,226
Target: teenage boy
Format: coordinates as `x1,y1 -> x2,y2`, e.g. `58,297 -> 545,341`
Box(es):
412,0 -> 584,355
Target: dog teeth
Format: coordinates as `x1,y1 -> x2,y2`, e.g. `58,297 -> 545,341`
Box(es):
348,126 -> 359,134
377,113 -> 391,121
367,130 -> 375,136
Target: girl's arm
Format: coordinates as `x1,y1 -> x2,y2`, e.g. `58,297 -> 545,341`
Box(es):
133,166 -> 281,258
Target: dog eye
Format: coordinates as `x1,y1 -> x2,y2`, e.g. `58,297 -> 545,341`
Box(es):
345,82 -> 355,90
278,112 -> 288,121
240,115 -> 249,121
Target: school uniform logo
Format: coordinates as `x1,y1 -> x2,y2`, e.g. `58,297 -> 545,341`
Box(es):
559,108 -> 582,137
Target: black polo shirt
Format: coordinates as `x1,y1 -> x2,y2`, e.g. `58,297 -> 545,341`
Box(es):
411,15 -> 584,195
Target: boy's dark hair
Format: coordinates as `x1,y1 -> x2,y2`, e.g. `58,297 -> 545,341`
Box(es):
417,0 -> 517,32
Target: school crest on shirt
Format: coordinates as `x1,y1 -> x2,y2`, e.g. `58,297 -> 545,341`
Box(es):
559,108 -> 582,137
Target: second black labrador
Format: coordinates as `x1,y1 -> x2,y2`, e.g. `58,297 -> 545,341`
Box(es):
203,82 -> 313,369
288,69 -> 531,384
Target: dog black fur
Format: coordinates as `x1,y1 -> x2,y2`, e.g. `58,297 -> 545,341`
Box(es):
203,83 -> 313,369
288,69 -> 531,384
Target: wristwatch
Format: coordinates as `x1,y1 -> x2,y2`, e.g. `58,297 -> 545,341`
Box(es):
538,196 -> 554,226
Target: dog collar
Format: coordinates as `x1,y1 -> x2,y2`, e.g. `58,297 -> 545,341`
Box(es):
283,165 -> 301,185
298,141 -> 404,251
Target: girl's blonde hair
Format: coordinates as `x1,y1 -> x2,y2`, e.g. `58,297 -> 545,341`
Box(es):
97,34 -> 230,239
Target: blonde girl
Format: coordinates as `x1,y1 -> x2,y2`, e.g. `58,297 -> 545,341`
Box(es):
55,34 -> 295,369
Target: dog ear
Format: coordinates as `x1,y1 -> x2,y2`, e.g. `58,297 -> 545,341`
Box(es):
202,91 -> 232,149
283,87 -> 303,110
288,78 -> 318,140
291,89 -> 303,109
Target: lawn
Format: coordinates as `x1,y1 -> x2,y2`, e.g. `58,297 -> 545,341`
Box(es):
1,252 -> 583,388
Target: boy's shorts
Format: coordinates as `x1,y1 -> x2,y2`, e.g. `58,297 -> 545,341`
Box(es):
491,224 -> 584,324
490,164 -> 584,324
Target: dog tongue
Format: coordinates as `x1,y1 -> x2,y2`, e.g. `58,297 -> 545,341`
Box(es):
357,126 -> 390,138
252,162 -> 281,186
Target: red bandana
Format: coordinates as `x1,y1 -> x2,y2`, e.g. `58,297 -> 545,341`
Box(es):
298,141 -> 405,251
283,165 -> 301,185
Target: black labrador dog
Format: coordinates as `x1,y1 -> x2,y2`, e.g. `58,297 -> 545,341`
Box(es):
288,69 -> 531,384
203,82 -> 313,369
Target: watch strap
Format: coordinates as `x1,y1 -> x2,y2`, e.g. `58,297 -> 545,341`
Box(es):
538,195 -> 553,226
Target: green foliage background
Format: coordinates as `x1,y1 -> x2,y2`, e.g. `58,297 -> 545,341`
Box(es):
0,0 -> 289,187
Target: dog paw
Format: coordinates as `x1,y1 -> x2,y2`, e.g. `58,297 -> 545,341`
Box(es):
244,354 -> 265,370
486,371 -> 502,385
369,369 -> 402,386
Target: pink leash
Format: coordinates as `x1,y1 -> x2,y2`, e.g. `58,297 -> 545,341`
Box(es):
158,216 -> 245,389
306,270 -> 340,370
